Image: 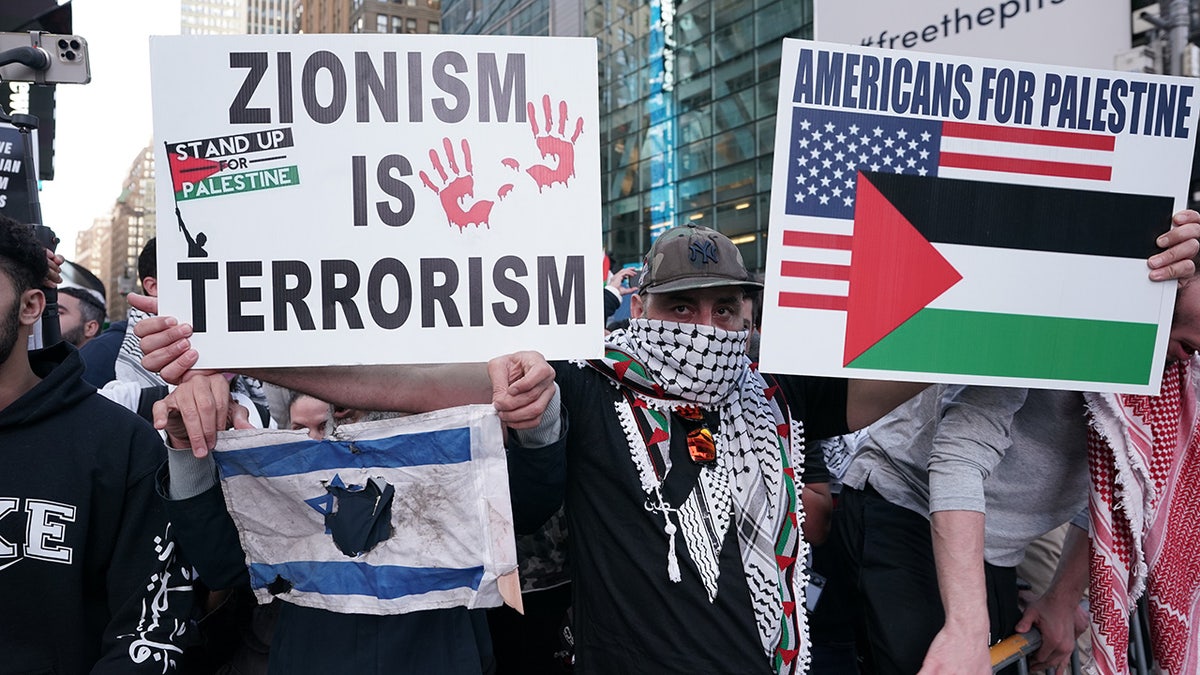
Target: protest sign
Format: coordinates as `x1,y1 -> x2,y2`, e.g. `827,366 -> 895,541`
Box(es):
0,124 -> 35,224
815,0 -> 1129,70
760,39 -> 1199,394
150,34 -> 601,368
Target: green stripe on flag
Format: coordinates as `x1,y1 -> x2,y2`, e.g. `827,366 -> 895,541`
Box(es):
847,309 -> 1158,385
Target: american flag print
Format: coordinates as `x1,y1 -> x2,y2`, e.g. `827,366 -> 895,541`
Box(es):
784,106 -> 1117,221
778,106 -> 1118,309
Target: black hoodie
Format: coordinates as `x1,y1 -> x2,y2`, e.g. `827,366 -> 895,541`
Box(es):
0,344 -> 193,674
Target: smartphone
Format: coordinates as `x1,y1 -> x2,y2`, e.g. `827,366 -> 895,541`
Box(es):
0,32 -> 90,85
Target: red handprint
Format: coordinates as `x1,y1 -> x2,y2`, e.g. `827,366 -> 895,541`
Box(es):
420,138 -> 511,231
522,94 -> 584,191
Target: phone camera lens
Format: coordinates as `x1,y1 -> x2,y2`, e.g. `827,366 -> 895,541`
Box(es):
57,39 -> 68,49
69,39 -> 81,50
63,50 -> 75,61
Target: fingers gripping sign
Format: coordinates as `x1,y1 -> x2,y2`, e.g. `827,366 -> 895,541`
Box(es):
420,137 -> 510,231
488,351 -> 556,430
156,373 -> 254,458
1148,209 -> 1200,281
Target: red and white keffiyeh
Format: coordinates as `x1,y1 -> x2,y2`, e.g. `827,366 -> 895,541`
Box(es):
1085,357 -> 1200,674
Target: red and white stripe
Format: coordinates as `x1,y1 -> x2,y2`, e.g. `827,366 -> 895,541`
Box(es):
939,121 -> 1115,184
776,229 -> 852,312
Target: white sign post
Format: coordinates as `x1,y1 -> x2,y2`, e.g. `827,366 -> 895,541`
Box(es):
150,34 -> 601,369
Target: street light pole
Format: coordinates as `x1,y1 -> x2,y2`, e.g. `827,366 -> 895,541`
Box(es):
1162,0 -> 1191,75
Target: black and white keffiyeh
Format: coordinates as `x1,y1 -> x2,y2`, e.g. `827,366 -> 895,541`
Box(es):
581,318 -> 810,673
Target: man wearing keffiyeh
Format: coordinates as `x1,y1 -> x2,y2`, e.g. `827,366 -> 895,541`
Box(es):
1086,263 -> 1200,675
459,224 -> 936,674
130,216 -> 1200,674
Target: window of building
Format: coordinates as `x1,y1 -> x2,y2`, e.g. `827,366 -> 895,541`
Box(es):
407,18 -> 418,32
428,21 -> 440,33
392,16 -> 403,32
712,125 -> 755,169
678,174 -> 713,210
678,138 -> 712,179
377,14 -> 388,32
714,160 -> 756,203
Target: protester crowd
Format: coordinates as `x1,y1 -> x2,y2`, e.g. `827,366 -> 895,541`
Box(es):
3,200 -> 1200,675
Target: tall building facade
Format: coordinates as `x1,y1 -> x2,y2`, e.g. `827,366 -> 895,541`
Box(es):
182,0 -> 249,34
302,0 -> 442,34
84,145 -> 156,319
249,0 -> 296,33
443,0 -> 812,271
184,0 -> 292,34
74,215 -> 113,318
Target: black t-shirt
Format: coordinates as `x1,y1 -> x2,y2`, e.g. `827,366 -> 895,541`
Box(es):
552,363 -> 847,674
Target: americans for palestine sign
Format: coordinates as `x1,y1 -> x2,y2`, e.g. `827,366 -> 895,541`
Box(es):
759,40 -> 1199,394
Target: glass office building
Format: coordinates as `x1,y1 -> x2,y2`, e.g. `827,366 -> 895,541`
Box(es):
443,0 -> 812,270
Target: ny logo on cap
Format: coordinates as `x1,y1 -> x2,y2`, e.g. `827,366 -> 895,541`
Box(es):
689,239 -> 719,264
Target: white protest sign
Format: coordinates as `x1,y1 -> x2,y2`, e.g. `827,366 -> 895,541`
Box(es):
815,0 -> 1130,70
760,39 -> 1199,394
150,34 -> 601,369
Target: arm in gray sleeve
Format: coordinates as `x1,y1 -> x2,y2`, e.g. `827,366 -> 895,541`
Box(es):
165,448 -> 219,500
510,384 -> 564,448
927,385 -> 1029,514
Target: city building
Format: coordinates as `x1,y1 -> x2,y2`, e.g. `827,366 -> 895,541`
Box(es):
181,0 -> 249,35
182,0 -> 293,34
73,215 -> 112,316
443,0 -> 812,271
249,0 -> 296,33
300,0 -> 442,35
82,145 -> 155,319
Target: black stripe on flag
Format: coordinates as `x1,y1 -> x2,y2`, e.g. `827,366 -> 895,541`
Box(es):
862,172 -> 1173,259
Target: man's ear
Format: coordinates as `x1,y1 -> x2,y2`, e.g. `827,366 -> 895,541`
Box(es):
83,319 -> 100,340
19,289 -> 44,327
142,276 -> 158,297
630,293 -> 645,319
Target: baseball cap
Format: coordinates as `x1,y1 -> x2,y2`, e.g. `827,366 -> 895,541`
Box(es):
637,224 -> 762,294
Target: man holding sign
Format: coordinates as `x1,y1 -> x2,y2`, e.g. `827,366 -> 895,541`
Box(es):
134,213 -> 1200,673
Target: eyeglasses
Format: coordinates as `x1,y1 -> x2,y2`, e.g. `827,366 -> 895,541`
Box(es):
676,406 -> 716,465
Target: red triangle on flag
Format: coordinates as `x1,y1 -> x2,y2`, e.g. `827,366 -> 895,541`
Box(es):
783,466 -> 795,479
844,173 -> 962,365
776,554 -> 796,570
614,359 -> 633,380
777,648 -> 799,665
167,154 -> 222,193
647,428 -> 669,445
764,385 -> 779,400
782,601 -> 796,617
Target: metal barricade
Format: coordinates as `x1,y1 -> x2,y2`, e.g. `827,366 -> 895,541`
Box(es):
991,629 -> 1041,674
